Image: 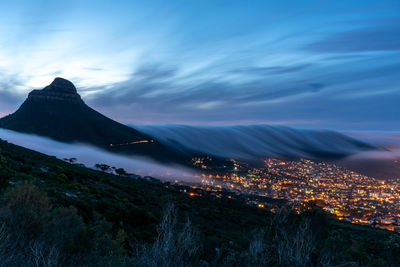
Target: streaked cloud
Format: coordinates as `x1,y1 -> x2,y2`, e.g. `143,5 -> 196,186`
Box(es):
306,23 -> 400,53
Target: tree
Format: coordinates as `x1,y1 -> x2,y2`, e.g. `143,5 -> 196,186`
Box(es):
95,164 -> 110,172
115,168 -> 127,176
63,158 -> 77,163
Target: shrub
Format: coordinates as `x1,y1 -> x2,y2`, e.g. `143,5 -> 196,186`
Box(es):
46,206 -> 88,254
0,183 -> 49,238
133,203 -> 202,267
55,173 -> 68,183
0,184 -> 59,266
245,209 -> 315,267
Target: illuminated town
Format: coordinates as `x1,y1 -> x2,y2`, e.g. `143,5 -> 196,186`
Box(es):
188,156 -> 400,232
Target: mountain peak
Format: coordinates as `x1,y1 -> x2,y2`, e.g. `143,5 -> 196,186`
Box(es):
0,76 -> 182,162
44,77 -> 77,93
27,77 -> 83,104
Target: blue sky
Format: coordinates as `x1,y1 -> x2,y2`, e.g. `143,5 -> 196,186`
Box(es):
0,0 -> 399,130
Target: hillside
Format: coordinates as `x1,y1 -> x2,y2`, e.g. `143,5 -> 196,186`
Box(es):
0,139 -> 399,266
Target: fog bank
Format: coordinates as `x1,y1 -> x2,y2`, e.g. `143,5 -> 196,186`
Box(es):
0,128 -> 199,182
133,124 -> 378,161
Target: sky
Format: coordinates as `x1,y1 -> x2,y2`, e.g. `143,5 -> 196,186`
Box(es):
0,0 -> 399,131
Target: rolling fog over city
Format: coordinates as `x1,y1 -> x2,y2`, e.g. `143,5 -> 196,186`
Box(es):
134,124 -> 383,161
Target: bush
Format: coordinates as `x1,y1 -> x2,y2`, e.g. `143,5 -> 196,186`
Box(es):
46,206 -> 88,254
55,173 -> 68,183
245,209 -> 315,267
0,184 -> 59,266
133,203 -> 202,267
0,183 -> 49,238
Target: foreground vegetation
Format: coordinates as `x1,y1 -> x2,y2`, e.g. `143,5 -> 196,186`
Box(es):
0,138 -> 399,266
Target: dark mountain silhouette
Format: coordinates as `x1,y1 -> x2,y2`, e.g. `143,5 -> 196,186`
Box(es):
0,77 -> 184,161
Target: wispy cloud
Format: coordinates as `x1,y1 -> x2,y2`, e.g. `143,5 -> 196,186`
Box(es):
306,22 -> 400,53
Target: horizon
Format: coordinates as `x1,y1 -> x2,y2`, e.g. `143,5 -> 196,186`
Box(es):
0,0 -> 399,130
